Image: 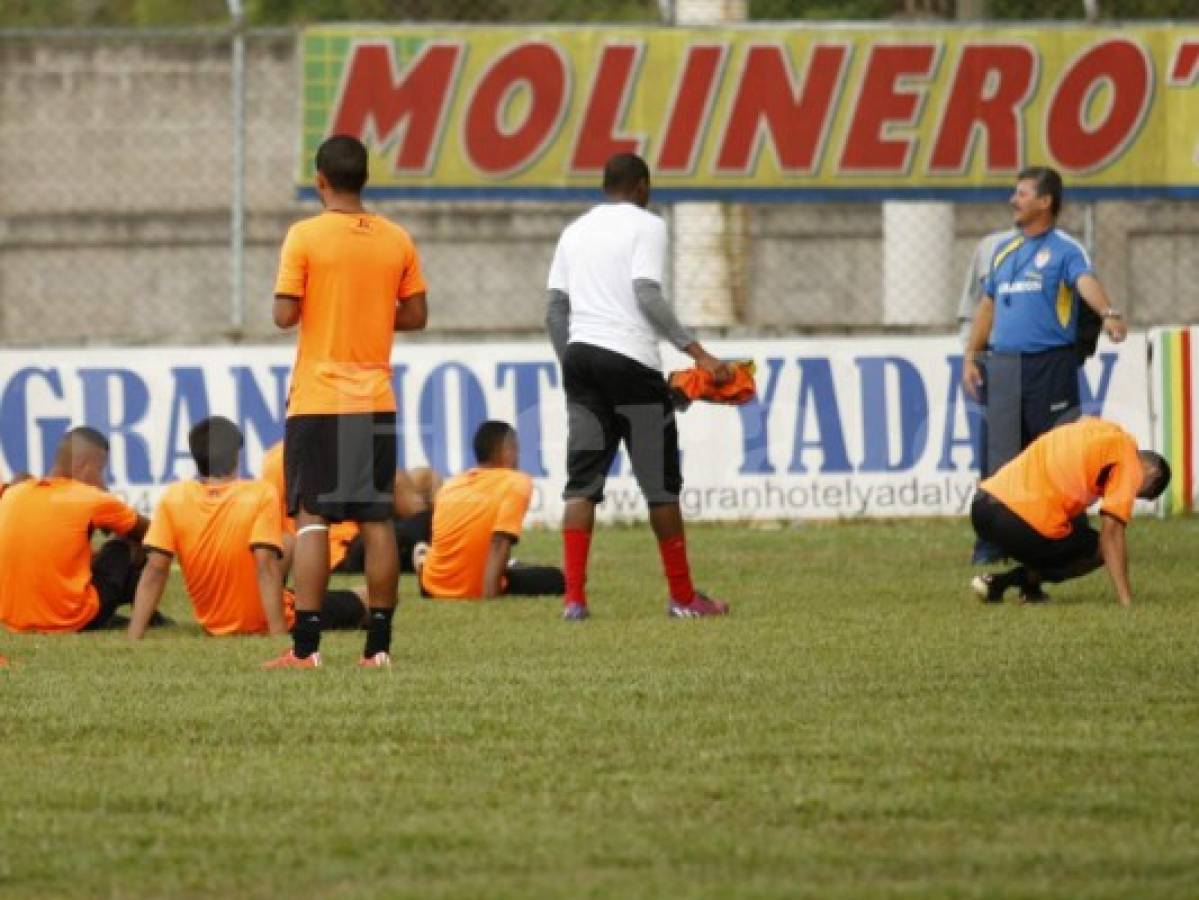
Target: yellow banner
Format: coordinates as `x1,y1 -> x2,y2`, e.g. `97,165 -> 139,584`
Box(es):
300,24 -> 1199,198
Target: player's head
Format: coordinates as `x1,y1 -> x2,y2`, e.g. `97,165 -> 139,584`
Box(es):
315,135 -> 369,195
473,421 -> 519,469
603,153 -> 651,208
1012,166 -> 1062,226
53,427 -> 110,487
1137,450 -> 1172,501
189,416 -> 244,479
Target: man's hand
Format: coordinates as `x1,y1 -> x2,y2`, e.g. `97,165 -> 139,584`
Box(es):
693,349 -> 732,385
1103,315 -> 1128,343
962,355 -> 984,400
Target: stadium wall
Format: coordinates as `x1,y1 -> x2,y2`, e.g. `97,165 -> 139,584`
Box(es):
0,336 -> 1151,524
1,31 -> 1198,343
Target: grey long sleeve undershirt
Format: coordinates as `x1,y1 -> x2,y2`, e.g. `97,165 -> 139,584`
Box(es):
545,280 -> 695,363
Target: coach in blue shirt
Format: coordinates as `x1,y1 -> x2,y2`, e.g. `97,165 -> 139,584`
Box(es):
962,166 -> 1127,563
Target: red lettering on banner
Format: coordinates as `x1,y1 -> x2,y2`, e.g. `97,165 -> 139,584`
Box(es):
717,43 -> 849,174
840,44 -> 939,173
331,42 -> 462,174
1046,38 -> 1153,173
1169,40 -> 1199,85
658,44 -> 728,174
464,42 -> 569,177
929,43 -> 1037,174
570,44 -> 645,171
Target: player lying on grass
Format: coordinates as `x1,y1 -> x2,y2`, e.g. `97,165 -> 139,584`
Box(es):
545,152 -> 730,620
420,421 -> 564,601
262,440 -> 437,609
970,417 -> 1170,606
127,417 -> 366,639
0,428 -> 154,633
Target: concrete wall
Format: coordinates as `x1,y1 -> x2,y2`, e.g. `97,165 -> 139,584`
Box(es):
1,32 -> 1194,346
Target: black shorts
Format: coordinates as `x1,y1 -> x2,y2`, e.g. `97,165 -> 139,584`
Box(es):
284,412 -> 397,523
562,342 -> 682,505
970,489 -> 1098,571
82,539 -> 145,631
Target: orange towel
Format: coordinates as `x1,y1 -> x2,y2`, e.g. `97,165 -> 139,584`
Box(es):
667,360 -> 757,410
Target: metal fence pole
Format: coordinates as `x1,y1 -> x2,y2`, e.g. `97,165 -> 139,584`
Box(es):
228,0 -> 246,336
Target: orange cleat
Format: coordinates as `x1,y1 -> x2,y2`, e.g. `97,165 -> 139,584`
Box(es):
358,652 -> 392,669
261,649 -> 322,670
0,654 -> 10,668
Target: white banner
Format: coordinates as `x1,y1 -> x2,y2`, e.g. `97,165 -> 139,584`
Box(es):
0,336 -> 1149,524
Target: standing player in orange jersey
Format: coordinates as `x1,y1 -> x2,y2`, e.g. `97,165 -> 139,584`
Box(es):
970,417 -> 1171,606
264,135 -> 427,669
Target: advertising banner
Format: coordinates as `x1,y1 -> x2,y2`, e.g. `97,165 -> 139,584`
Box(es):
1149,326 -> 1197,514
0,337 -> 1149,524
299,24 -> 1199,200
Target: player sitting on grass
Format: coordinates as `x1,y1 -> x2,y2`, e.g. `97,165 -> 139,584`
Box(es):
0,428 -> 151,633
420,421 -> 565,601
970,417 -> 1170,606
128,418 -> 366,639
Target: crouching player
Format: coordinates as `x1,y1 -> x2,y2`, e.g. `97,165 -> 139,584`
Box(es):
127,418 -> 364,639
420,422 -> 564,600
970,417 -> 1171,606
0,428 -> 149,632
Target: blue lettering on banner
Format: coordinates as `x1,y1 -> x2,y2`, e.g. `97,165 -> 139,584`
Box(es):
79,368 -> 152,484
789,358 -> 852,474
1080,352 -> 1117,416
0,368 -> 70,476
420,362 -> 488,475
736,357 -> 786,475
937,355 -> 982,473
856,357 -> 928,473
160,367 -> 211,483
497,361 -> 557,477
233,366 -> 289,477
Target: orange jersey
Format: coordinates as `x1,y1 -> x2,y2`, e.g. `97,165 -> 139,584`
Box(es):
421,468 -> 533,600
981,417 -> 1143,539
260,441 -> 360,569
145,479 -> 286,635
274,211 -> 426,417
0,478 -> 139,632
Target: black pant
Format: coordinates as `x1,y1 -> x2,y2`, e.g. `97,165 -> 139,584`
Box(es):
82,539 -> 145,631
505,564 -> 565,597
981,346 -> 1080,478
336,510 -> 432,575
971,490 -> 1099,580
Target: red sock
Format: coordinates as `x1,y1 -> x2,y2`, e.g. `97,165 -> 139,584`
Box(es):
563,528 -> 591,605
658,535 -> 696,603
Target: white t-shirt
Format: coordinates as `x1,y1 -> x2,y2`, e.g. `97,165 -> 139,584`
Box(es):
547,202 -> 668,371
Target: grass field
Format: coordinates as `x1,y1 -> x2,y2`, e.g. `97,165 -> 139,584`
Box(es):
2,517 -> 1198,899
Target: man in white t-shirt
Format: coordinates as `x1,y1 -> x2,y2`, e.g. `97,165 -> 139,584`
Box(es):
545,153 -> 731,621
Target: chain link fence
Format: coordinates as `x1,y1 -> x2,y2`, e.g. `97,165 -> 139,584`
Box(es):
0,2 -> 1195,346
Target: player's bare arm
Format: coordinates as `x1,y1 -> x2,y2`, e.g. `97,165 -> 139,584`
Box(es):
545,289 -> 570,362
961,295 -> 994,400
273,295 -> 301,328
482,533 -> 516,599
394,292 -> 428,332
253,547 -> 289,635
1099,513 -> 1133,606
127,550 -> 171,640
1076,274 -> 1127,342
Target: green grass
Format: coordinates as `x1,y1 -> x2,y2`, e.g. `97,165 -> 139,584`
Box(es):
2,518 -> 1198,899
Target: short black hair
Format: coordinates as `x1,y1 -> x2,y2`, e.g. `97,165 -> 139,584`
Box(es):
316,134 -> 369,193
1138,451 -> 1172,501
65,426 -> 109,453
473,420 -> 515,465
603,152 -> 650,195
189,416 -> 243,478
1018,165 -> 1063,217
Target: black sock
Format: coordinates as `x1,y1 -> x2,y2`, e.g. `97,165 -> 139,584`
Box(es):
293,611 -> 322,659
364,607 -> 395,658
995,566 -> 1029,591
